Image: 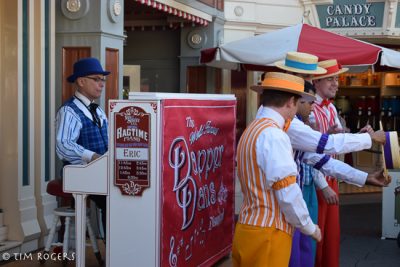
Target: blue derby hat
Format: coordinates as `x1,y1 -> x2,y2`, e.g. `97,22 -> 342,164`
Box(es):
67,57 -> 110,83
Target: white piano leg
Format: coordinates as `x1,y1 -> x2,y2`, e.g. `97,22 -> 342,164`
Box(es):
63,216 -> 71,256
73,193 -> 87,267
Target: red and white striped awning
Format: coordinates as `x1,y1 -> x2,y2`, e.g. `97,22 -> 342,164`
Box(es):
136,0 -> 211,26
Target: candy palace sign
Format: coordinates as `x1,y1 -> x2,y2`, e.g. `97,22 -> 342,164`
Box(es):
161,99 -> 235,267
321,3 -> 378,28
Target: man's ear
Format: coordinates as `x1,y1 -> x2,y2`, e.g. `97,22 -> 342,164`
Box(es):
291,96 -> 299,106
285,96 -> 296,108
76,77 -> 84,87
313,79 -> 320,86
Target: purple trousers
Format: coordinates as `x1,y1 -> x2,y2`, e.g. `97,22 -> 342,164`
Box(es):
288,229 -> 314,267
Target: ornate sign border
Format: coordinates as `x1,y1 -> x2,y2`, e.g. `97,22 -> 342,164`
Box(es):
113,106 -> 151,196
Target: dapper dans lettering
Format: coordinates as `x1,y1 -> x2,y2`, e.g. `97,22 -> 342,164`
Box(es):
168,181 -> 228,266
168,118 -> 224,231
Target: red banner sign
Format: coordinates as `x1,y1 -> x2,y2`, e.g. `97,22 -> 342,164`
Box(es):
114,106 -> 151,196
161,99 -> 236,267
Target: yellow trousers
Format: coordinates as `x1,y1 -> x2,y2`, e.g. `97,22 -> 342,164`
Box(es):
232,223 -> 292,267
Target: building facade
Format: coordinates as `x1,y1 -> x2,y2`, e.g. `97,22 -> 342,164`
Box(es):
0,0 -> 224,257
2,0 -> 399,256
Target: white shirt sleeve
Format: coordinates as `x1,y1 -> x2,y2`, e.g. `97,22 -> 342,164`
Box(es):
275,184 -> 316,235
256,128 -> 315,235
302,152 -> 367,187
55,106 -> 94,164
320,158 -> 367,187
313,171 -> 329,190
288,117 -> 372,155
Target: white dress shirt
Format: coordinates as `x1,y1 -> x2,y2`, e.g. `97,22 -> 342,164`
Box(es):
257,106 -> 369,187
55,91 -> 108,164
302,153 -> 367,187
257,105 -> 372,155
256,107 -> 315,235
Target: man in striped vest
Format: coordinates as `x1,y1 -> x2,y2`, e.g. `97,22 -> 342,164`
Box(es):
310,59 -> 349,267
232,72 -> 321,267
56,57 -> 110,240
252,52 -> 389,267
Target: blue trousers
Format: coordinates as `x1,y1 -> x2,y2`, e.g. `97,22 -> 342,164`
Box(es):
289,182 -> 318,267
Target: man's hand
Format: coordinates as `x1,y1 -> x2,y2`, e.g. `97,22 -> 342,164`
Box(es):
365,169 -> 391,187
321,186 -> 339,205
359,124 -> 373,134
342,125 -> 351,133
327,124 -> 344,134
310,225 -> 322,242
91,153 -> 101,162
369,130 -> 386,145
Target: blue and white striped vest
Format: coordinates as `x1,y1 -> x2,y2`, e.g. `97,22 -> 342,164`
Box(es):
64,97 -> 108,158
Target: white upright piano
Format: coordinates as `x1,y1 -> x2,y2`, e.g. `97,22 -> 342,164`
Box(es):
64,93 -> 236,267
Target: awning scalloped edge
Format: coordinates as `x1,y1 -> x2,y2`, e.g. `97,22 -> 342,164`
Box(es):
136,0 -> 210,26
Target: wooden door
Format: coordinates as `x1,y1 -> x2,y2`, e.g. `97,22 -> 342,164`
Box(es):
62,47 -> 91,102
105,48 -> 119,115
186,66 -> 222,94
186,66 -> 207,93
231,70 -> 247,144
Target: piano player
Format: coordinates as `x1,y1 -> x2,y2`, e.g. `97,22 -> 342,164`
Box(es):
55,57 -> 110,238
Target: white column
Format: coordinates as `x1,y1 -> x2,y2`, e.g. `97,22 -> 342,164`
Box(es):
36,0 -> 57,248
0,0 -> 20,246
18,0 -> 41,253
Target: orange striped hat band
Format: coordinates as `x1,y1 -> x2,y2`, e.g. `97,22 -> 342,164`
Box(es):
262,77 -> 304,93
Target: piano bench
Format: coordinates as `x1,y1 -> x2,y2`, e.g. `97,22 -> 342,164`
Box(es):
41,180 -> 104,266
46,179 -> 73,199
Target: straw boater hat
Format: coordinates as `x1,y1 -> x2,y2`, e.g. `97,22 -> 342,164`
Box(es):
311,59 -> 349,80
274,52 -> 327,75
250,72 -> 316,102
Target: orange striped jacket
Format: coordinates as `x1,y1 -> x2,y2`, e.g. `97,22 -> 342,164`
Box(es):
237,117 -> 295,235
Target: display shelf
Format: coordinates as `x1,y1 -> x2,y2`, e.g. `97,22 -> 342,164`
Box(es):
381,86 -> 400,96
337,86 -> 380,98
339,85 -> 380,89
383,85 -> 400,88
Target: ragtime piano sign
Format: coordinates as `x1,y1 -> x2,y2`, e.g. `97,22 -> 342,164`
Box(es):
114,106 -> 150,196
